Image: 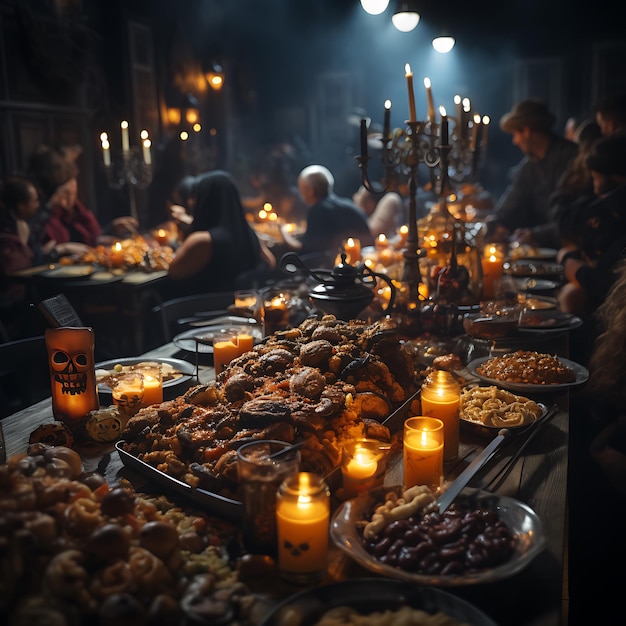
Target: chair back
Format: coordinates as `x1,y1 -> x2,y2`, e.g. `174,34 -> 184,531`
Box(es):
0,335 -> 50,418
151,291 -> 236,343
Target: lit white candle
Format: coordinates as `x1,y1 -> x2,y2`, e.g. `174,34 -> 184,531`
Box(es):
121,120 -> 130,155
405,63 -> 417,123
142,138 -> 152,165
424,77 -> 436,124
100,132 -> 111,167
481,115 -> 490,150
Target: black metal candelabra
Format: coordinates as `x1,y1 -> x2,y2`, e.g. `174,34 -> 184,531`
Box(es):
356,117 -> 454,301
104,147 -> 153,222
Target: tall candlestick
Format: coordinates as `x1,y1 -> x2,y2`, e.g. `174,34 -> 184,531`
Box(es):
424,77 -> 436,124
405,63 -> 417,123
462,98 -> 471,140
142,138 -> 152,165
439,105 -> 448,145
481,115 -> 490,150
470,113 -> 481,151
121,120 -> 130,155
454,95 -> 463,135
360,118 -> 368,158
101,134 -> 111,167
383,99 -> 391,142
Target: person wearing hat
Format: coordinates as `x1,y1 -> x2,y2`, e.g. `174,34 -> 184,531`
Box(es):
556,133 -> 626,325
485,99 -> 578,248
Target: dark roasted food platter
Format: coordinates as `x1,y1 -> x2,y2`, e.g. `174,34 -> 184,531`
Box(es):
117,315 -> 417,517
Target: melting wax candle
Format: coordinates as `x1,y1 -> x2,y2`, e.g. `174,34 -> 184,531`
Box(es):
403,416 -> 444,489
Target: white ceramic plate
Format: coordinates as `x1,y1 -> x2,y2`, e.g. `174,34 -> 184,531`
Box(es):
330,487 -> 546,587
259,578 -> 497,626
467,355 -> 589,393
95,357 -> 195,393
173,321 -> 263,354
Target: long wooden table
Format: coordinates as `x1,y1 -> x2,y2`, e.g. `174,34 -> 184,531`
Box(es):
1,339 -> 570,626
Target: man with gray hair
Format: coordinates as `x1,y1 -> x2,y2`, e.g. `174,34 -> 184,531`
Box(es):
280,164 -> 373,257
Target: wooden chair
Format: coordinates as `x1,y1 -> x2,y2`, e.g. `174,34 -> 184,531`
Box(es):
150,292 -> 236,344
0,336 -> 50,418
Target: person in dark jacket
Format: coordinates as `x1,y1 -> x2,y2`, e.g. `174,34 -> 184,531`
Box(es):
166,170 -> 274,296
557,133 -> 626,319
279,165 -> 373,258
485,99 -> 578,248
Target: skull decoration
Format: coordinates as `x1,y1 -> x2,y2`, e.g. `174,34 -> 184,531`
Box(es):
45,327 -> 99,426
86,407 -> 125,442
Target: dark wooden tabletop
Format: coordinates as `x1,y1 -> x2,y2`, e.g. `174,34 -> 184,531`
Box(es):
2,338 -> 571,626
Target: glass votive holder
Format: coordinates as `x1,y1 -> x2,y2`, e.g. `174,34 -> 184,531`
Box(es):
236,440 -> 300,557
234,289 -> 262,321
111,372 -> 144,418
276,472 -> 330,585
137,363 -> 162,406
262,290 -> 291,337
403,416 -> 444,490
213,327 -> 254,375
341,439 -> 388,499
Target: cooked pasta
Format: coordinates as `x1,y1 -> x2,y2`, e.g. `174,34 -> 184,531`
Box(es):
460,385 -> 543,428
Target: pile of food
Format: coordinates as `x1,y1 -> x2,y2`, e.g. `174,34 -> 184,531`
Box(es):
359,486 -> 516,577
68,235 -> 174,271
460,386 -> 544,428
476,350 -> 576,385
0,444 -> 268,625
313,606 -> 470,626
121,316 -> 414,498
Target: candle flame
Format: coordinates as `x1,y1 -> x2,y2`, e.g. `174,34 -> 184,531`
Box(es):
489,255 -> 497,263
377,234 -> 387,243
346,237 -> 356,248
143,139 -> 151,148
384,99 -> 392,110
439,105 -> 447,116
462,97 -> 471,112
405,63 -> 412,76
474,113 -> 481,124
101,139 -> 110,150
454,94 -> 461,104
140,129 -> 149,140
121,120 -> 129,129
482,115 -> 490,125
424,77 -> 431,88
420,428 -> 430,446
263,202 -> 273,212
100,132 -> 108,141
114,242 -> 122,252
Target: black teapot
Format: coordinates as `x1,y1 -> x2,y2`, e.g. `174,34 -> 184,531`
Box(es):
279,252 -> 396,320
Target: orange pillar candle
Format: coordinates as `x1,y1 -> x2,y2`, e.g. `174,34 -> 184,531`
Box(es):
343,237 -> 361,264
420,370 -> 461,462
481,245 -> 504,300
214,331 -> 254,375
403,416 -> 444,489
276,472 -> 330,585
141,364 -> 163,406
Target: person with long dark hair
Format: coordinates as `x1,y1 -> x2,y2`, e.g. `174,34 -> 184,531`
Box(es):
165,170 -> 275,296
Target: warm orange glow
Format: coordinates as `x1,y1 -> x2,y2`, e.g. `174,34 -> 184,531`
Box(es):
167,108 -> 182,125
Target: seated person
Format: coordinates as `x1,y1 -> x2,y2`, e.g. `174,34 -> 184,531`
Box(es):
166,170 -> 276,297
352,185 -> 405,239
28,145 -> 138,253
280,165 -> 374,257
485,99 -> 578,248
557,133 -> 626,319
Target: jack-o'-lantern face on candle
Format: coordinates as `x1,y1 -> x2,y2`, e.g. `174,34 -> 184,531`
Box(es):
45,327 -> 99,426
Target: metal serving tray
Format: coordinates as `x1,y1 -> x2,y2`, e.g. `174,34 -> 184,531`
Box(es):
115,440 -> 243,521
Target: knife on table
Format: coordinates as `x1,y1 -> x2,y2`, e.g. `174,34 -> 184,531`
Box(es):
437,428 -> 510,514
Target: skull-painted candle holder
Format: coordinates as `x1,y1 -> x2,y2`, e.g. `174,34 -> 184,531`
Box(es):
45,327 -> 99,433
